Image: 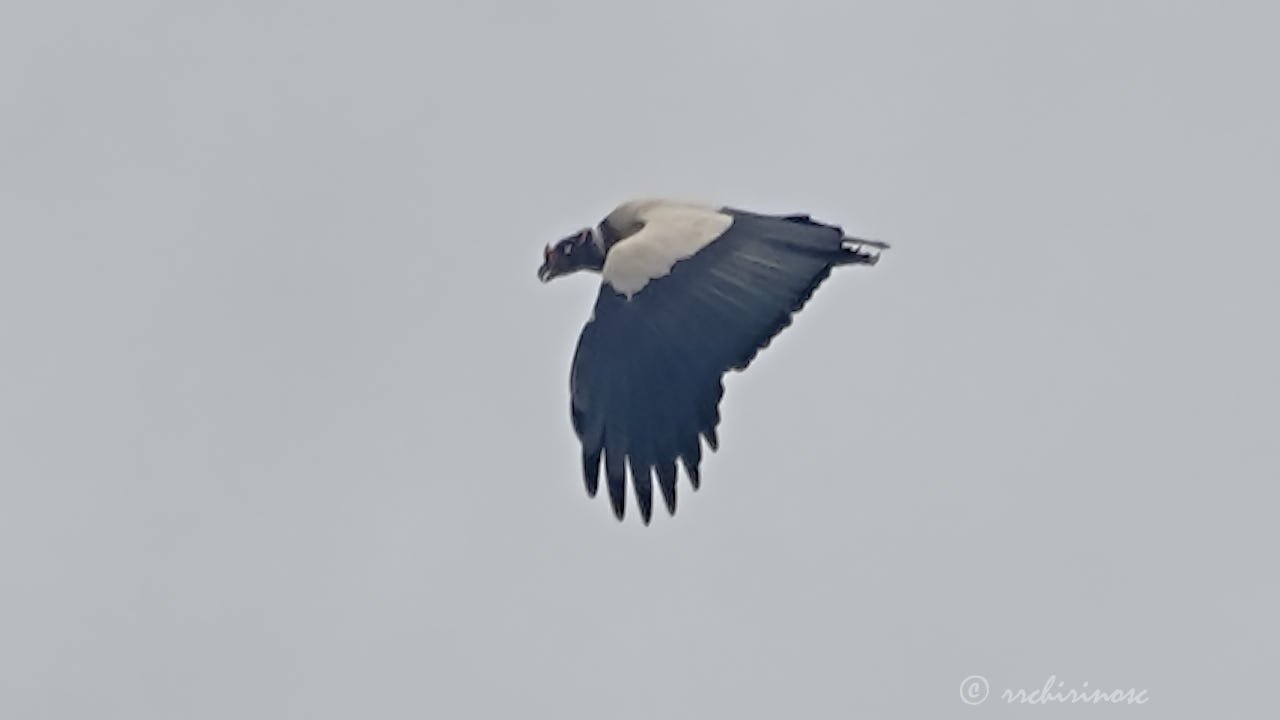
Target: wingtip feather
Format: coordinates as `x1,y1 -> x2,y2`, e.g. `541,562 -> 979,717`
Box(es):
582,450 -> 601,497
656,461 -> 677,515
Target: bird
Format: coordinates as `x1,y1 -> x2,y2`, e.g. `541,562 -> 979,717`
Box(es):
538,198 -> 887,524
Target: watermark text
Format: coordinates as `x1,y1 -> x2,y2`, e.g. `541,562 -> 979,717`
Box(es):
961,675 -> 1149,706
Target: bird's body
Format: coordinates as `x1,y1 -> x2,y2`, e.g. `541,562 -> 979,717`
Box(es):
539,198 -> 886,523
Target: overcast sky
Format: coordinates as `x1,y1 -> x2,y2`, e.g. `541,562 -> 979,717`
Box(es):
2,1 -> 1277,717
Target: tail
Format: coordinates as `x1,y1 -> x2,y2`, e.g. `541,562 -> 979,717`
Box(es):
782,213 -> 889,258
835,243 -> 884,266
837,229 -> 889,266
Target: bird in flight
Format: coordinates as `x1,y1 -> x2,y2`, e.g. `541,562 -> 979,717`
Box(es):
539,198 -> 887,523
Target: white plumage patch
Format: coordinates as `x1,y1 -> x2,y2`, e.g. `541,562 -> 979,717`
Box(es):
601,201 -> 733,298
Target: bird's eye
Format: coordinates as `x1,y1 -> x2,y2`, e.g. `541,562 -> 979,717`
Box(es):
562,242 -> 573,255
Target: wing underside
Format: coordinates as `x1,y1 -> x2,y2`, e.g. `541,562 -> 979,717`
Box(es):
569,210 -> 881,522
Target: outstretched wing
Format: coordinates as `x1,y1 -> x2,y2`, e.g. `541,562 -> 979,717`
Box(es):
569,207 -> 882,523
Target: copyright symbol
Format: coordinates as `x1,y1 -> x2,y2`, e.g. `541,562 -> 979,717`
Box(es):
960,675 -> 989,705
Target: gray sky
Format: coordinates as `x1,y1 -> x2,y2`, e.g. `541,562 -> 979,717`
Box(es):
2,1 -> 1277,717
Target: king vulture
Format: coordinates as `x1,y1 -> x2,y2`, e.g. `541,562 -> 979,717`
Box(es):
538,198 -> 887,523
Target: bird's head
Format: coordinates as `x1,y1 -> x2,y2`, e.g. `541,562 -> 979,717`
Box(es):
538,227 -> 605,283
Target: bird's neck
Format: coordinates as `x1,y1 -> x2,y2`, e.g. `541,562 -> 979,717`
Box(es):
577,241 -> 606,274
597,220 -> 625,251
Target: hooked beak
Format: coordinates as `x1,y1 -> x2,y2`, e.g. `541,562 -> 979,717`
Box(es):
537,244 -> 553,283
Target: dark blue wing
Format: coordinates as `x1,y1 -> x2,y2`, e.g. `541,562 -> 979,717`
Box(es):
569,211 -> 880,522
